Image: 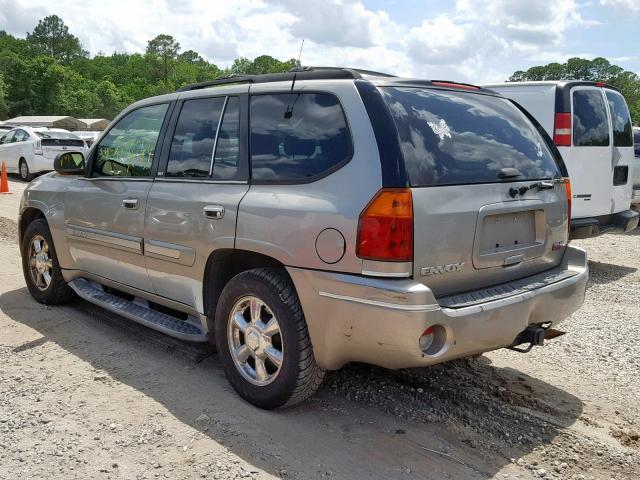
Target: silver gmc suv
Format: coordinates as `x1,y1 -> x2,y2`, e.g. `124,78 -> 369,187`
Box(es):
18,68 -> 588,409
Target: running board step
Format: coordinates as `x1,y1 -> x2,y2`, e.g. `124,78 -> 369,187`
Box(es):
68,278 -> 208,342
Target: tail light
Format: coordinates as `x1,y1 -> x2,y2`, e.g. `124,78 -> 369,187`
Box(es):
553,113 -> 572,146
356,188 -> 413,262
564,178 -> 572,230
33,141 -> 43,156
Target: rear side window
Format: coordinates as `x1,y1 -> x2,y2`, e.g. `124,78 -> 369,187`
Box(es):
167,97 -> 225,178
605,90 -> 633,147
250,93 -> 352,182
572,90 -> 610,147
212,97 -> 241,180
381,87 -> 560,186
634,130 -> 640,156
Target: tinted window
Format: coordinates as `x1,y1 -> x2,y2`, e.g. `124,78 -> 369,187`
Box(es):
212,97 -> 240,180
167,97 -> 225,178
95,103 -> 168,177
634,131 -> 640,156
573,90 -> 610,147
381,87 -> 560,186
250,93 -> 351,182
606,90 -> 633,147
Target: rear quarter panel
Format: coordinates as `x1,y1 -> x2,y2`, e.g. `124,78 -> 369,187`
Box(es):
235,80 -> 382,274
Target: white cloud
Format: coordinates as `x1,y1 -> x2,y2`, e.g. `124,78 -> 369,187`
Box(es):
0,0 -> 633,84
600,0 -> 640,12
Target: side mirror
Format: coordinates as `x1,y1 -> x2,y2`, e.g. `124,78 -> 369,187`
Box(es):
54,152 -> 85,175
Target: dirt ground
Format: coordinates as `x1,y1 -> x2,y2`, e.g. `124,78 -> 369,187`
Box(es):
1,176 -> 639,479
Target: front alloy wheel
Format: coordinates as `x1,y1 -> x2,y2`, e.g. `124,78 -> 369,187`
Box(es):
28,235 -> 53,291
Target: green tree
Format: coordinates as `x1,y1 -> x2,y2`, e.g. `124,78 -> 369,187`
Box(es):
145,34 -> 181,91
0,74 -> 8,119
26,15 -> 88,63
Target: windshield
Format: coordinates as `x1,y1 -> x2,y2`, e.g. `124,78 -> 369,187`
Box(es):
35,131 -> 81,140
380,87 -> 560,187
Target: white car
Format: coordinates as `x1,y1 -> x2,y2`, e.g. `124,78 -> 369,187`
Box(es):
0,127 -> 88,181
484,81 -> 639,238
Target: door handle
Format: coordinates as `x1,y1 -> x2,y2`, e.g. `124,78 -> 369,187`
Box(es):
203,205 -> 225,219
122,198 -> 139,210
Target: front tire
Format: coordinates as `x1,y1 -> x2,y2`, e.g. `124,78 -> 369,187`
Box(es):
214,268 -> 325,409
21,219 -> 75,304
19,159 -> 33,182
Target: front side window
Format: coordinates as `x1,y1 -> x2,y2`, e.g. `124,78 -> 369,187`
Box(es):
94,103 -> 169,177
606,90 -> 633,147
573,90 -> 610,147
167,97 -> 225,178
250,93 -> 352,182
0,131 -> 15,144
381,87 -> 560,186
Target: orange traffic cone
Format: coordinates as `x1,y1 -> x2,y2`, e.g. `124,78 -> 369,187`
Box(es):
0,161 -> 11,194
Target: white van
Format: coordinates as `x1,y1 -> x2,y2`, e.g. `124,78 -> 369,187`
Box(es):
484,81 -> 639,238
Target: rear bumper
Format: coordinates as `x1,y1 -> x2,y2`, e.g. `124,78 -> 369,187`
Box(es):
632,187 -> 640,209
288,246 -> 588,371
570,210 -> 639,239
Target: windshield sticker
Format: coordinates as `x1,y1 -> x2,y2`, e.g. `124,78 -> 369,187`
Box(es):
427,118 -> 452,142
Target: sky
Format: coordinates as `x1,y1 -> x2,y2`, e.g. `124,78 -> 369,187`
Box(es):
0,0 -> 638,83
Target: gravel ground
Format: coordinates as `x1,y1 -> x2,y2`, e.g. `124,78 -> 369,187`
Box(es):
0,202 -> 639,479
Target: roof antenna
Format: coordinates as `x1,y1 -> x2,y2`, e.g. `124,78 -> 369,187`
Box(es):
289,39 -> 305,92
285,39 -> 305,118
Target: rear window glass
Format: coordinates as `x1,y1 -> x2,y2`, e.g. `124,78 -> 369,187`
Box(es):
167,97 -> 225,178
35,131 -> 81,140
250,93 -> 352,182
606,90 -> 633,147
381,87 -> 559,186
572,90 -> 610,147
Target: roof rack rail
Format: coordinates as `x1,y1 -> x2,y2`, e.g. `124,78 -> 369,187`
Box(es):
176,66 -> 396,92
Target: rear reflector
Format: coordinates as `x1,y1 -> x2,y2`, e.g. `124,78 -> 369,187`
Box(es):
554,113 -> 572,146
356,188 -> 413,262
431,81 -> 480,91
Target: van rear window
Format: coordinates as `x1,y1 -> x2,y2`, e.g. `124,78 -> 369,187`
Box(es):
572,90 -> 610,147
605,90 -> 633,147
380,87 -> 560,187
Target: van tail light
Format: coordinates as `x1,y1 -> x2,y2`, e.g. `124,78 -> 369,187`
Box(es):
33,141 -> 43,156
553,113 -> 572,146
564,178 -> 572,230
356,188 -> 413,262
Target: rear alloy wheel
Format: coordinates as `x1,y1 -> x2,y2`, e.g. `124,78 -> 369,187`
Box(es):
215,268 -> 326,409
228,296 -> 284,386
21,219 -> 75,304
19,159 -> 33,182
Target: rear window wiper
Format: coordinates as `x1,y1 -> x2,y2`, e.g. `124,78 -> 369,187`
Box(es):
509,178 -> 561,198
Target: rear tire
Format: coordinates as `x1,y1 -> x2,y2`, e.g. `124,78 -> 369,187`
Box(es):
19,159 -> 33,182
21,219 -> 75,305
214,268 -> 325,409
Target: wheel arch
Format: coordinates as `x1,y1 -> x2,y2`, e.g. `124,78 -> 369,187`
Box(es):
202,248 -> 289,331
19,207 -> 47,248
